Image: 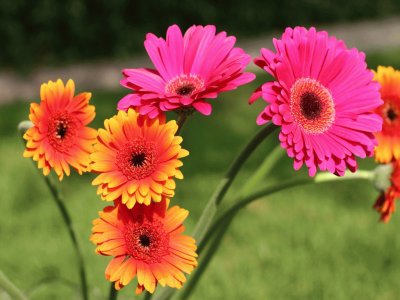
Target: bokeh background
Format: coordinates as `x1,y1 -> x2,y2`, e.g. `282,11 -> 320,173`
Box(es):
2,1 -> 400,299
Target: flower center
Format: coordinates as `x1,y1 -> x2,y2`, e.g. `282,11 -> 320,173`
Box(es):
387,108 -> 397,121
124,220 -> 170,264
300,92 -> 323,120
131,152 -> 146,167
139,234 -> 151,247
290,78 -> 335,134
165,74 -> 204,97
116,139 -> 157,180
47,113 -> 78,152
56,120 -> 68,139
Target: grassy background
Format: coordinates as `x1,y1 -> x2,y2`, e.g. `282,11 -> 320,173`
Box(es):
1,53 -> 400,300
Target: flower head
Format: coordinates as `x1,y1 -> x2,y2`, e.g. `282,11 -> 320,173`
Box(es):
90,200 -> 197,294
250,27 -> 383,176
118,24 -> 255,118
91,109 -> 188,208
373,66 -> 400,163
23,79 -> 97,180
374,161 -> 400,222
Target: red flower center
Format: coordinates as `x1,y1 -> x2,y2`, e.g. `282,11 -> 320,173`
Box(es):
124,219 -> 170,264
165,74 -> 204,97
116,139 -> 157,180
47,112 -> 78,152
290,78 -> 335,134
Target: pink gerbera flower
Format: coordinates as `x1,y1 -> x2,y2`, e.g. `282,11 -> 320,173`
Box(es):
250,27 -> 383,176
118,24 -> 255,118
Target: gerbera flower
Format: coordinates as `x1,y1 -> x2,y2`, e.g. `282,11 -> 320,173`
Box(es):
90,200 -> 197,294
373,66 -> 400,163
23,79 -> 97,180
91,109 -> 188,208
250,27 -> 382,176
118,24 -> 255,118
374,161 -> 400,222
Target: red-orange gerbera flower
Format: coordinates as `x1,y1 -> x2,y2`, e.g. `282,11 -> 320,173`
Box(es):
374,161 -> 400,222
90,200 -> 197,294
373,66 -> 400,163
23,79 -> 97,180
91,109 -> 188,208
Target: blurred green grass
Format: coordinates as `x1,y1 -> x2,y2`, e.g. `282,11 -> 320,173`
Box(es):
1,52 -> 400,300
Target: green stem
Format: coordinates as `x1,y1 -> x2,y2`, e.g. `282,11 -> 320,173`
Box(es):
43,175 -> 89,300
239,145 -> 284,196
153,124 -> 277,300
179,217 -> 232,300
0,270 -> 28,300
192,124 -> 277,244
183,170 -> 374,297
109,283 -> 117,300
176,113 -> 189,135
19,122 -> 89,300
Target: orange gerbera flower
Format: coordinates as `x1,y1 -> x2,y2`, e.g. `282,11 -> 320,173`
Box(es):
91,109 -> 188,208
373,66 -> 400,163
23,79 -> 97,180
90,200 -> 197,294
374,161 -> 400,222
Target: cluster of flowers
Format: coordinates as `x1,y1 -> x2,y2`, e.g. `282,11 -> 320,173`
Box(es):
22,24 -> 400,295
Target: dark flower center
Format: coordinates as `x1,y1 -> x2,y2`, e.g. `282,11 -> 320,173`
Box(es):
55,120 -> 68,139
131,152 -> 146,167
176,84 -> 196,96
139,234 -> 151,247
387,108 -> 397,121
124,220 -> 170,264
300,92 -> 323,120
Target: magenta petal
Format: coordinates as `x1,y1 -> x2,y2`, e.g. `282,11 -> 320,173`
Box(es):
121,24 -> 254,117
192,101 -> 212,115
117,94 -> 141,110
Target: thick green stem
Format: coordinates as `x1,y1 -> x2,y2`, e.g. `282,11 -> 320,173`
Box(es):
191,124 -> 277,244
183,170 -> 374,297
176,113 -> 188,135
179,217 -> 233,300
109,283 -> 117,300
153,124 -> 277,300
43,175 -> 89,300
239,145 -> 284,196
19,123 -> 88,300
0,270 -> 28,300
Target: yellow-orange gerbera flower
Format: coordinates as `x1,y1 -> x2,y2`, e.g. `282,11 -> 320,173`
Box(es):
374,161 -> 400,222
23,79 -> 97,180
373,66 -> 400,163
91,109 -> 188,208
90,200 -> 197,294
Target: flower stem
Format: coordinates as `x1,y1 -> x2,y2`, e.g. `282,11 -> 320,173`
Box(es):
179,217 -> 232,300
192,123 -> 277,244
109,283 -> 117,300
182,170 -> 374,297
176,113 -> 188,135
153,124 -> 277,300
239,144 -> 284,196
43,175 -> 89,300
0,270 -> 28,300
19,122 -> 88,300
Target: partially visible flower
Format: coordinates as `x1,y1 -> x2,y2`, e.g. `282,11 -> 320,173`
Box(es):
374,161 -> 400,222
250,27 -> 382,176
90,200 -> 197,295
91,109 -> 188,208
373,66 -> 400,163
23,79 -> 97,180
118,24 -> 255,118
